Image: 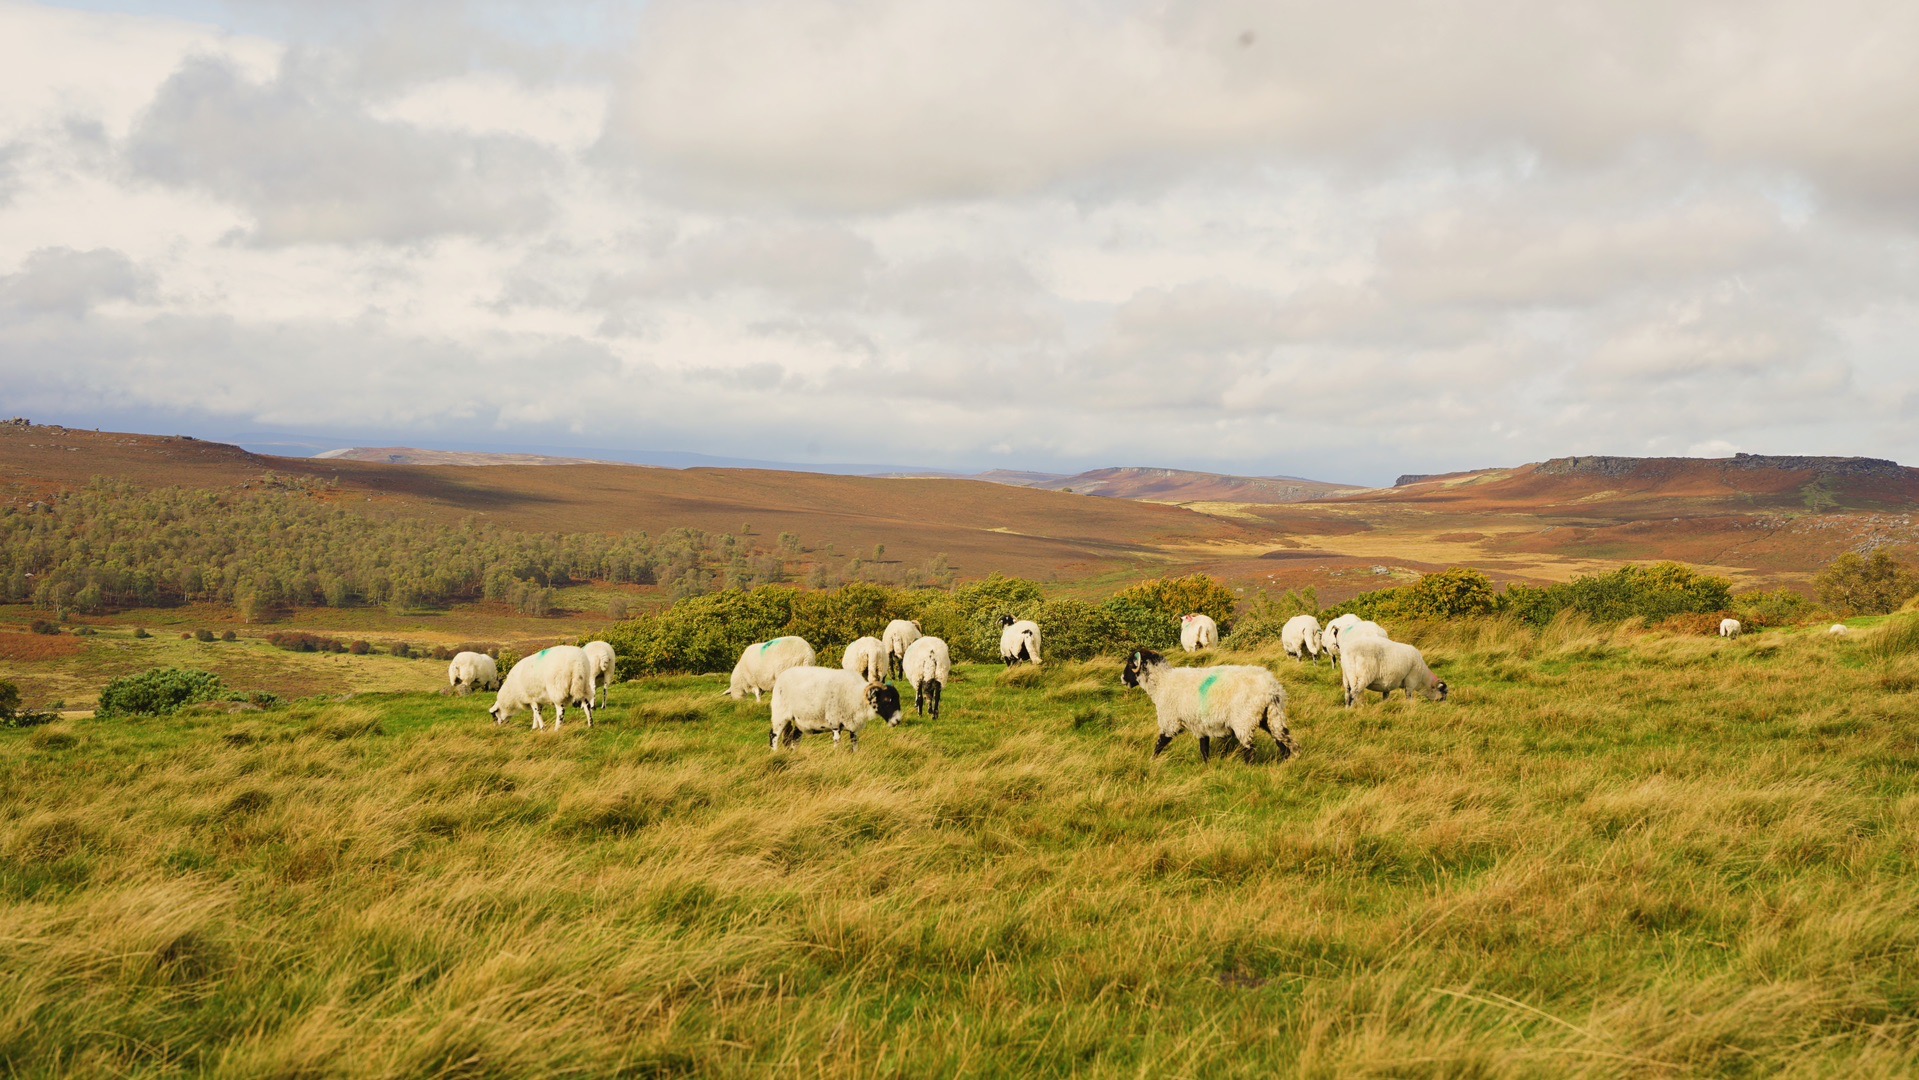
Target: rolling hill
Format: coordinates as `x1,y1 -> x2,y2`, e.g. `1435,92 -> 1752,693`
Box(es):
978,466 -> 1368,504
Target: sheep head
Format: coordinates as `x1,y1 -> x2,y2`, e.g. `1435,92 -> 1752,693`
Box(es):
1122,649 -> 1164,689
867,682 -> 904,726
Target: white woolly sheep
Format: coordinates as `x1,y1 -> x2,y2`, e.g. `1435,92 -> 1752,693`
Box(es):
1121,649 -> 1296,764
1338,636 -> 1447,708
728,636 -> 817,702
882,619 -> 923,679
582,640 -> 616,706
1318,613 -> 1367,659
447,651 -> 499,693
1281,615 -> 1322,661
842,635 -> 890,684
1179,613 -> 1219,652
999,615 -> 1042,666
902,635 -> 952,719
769,666 -> 903,752
1719,618 -> 1742,639
490,645 -> 595,731
1346,620 -> 1389,642
1829,623 -> 1850,636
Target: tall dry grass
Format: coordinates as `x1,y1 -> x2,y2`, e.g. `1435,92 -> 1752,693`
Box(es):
4,623 -> 1919,1076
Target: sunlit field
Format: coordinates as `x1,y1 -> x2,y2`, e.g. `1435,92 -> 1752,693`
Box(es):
5,617 -> 1919,1076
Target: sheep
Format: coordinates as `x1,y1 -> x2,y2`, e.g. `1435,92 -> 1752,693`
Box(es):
841,635 -> 890,684
447,651 -> 499,693
1281,615 -> 1322,661
1829,623 -> 1850,636
489,645 -> 595,731
999,615 -> 1042,666
1318,613 -> 1366,659
728,636 -> 817,702
1121,649 -> 1295,763
882,618 -> 923,679
1346,620 -> 1389,642
1338,636 -> 1447,707
1179,613 -> 1219,652
769,666 -> 903,752
901,635 -> 952,719
582,640 -> 616,707
1719,618 -> 1742,639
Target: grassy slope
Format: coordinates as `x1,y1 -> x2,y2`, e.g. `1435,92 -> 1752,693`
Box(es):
5,622 -> 1919,1076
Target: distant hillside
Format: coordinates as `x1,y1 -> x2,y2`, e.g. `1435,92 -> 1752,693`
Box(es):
978,466 -> 1368,505
1371,453 -> 1919,512
315,447 -> 635,467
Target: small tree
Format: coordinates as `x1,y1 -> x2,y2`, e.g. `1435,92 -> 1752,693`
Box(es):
1403,568 -> 1499,620
1815,551 -> 1919,616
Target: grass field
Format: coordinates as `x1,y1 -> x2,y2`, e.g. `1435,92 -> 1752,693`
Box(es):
5,617 -> 1919,1075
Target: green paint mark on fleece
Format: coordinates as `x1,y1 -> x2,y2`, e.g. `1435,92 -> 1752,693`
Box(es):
760,638 -> 783,653
538,648 -> 549,657
1198,673 -> 1219,711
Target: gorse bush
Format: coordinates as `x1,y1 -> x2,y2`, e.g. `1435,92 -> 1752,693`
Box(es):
96,668 -> 225,718
1331,563 -> 1734,628
601,573 -> 1240,679
1815,550 -> 1919,616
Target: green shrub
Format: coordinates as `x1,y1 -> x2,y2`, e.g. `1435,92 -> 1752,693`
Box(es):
96,668 -> 225,718
1225,587 -> 1318,648
1815,551 -> 1919,616
1402,568 -> 1500,620
0,678 -> 55,729
194,629 -> 215,642
30,620 -> 58,635
1733,588 -> 1816,627
132,627 -> 150,639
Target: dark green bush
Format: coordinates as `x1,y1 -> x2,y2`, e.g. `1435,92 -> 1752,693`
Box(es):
1815,551 -> 1919,616
0,679 -> 55,729
97,668 -> 225,718
1331,562 -> 1733,628
194,629 -> 215,642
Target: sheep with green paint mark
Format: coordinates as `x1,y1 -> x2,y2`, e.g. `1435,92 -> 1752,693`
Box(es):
490,644 -> 595,731
728,636 -> 817,702
1121,649 -> 1296,764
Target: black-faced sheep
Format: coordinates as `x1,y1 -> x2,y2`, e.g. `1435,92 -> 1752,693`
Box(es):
769,666 -> 903,752
1121,649 -> 1296,764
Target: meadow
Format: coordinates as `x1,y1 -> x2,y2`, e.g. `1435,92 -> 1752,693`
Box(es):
5,616 -> 1919,1076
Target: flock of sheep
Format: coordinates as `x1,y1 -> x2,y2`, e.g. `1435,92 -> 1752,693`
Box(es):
446,608 -> 1455,762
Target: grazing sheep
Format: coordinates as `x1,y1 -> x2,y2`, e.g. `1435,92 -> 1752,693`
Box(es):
1829,623 -> 1850,636
1719,618 -> 1742,639
902,635 -> 952,719
769,666 -> 903,752
1121,649 -> 1296,764
447,651 -> 499,693
582,640 -> 616,706
883,618 -> 923,679
1281,615 -> 1323,661
1179,613 -> 1219,653
1338,636 -> 1447,707
842,635 -> 890,684
999,615 -> 1043,666
728,636 -> 817,702
490,645 -> 595,731
1319,613 -> 1363,659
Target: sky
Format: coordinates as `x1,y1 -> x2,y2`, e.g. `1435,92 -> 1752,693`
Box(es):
1,0 -> 1916,486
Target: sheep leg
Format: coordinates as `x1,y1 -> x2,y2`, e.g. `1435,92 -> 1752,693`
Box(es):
1153,734 -> 1173,757
915,682 -> 925,715
1198,736 -> 1212,763
930,681 -> 941,720
553,704 -> 564,732
832,730 -> 842,747
1240,734 -> 1257,763
582,700 -> 593,728
530,703 -> 543,731
847,730 -> 859,753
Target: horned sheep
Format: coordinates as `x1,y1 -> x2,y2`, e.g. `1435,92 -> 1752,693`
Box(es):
842,635 -> 890,684
447,651 -> 499,693
901,635 -> 952,719
728,636 -> 816,702
489,645 -> 595,731
769,666 -> 903,752
1121,649 -> 1296,764
1179,613 -> 1219,652
882,619 -> 923,679
582,640 -> 616,706
1281,615 -> 1322,661
999,615 -> 1042,665
1338,636 -> 1448,708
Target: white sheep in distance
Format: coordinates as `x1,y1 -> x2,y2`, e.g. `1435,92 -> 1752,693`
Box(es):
882,619 -> 923,679
1121,649 -> 1296,764
490,645 -> 595,731
1719,618 -> 1743,639
1179,613 -> 1219,652
999,615 -> 1042,665
769,667 -> 904,752
1829,624 -> 1850,636
1338,636 -> 1448,707
447,651 -> 499,693
842,636 -> 890,684
583,640 -> 616,706
1319,613 -> 1363,659
728,636 -> 816,702
902,635 -> 952,719
1281,615 -> 1322,661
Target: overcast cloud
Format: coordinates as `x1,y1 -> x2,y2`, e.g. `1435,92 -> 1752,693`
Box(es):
2,0 -> 1917,485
